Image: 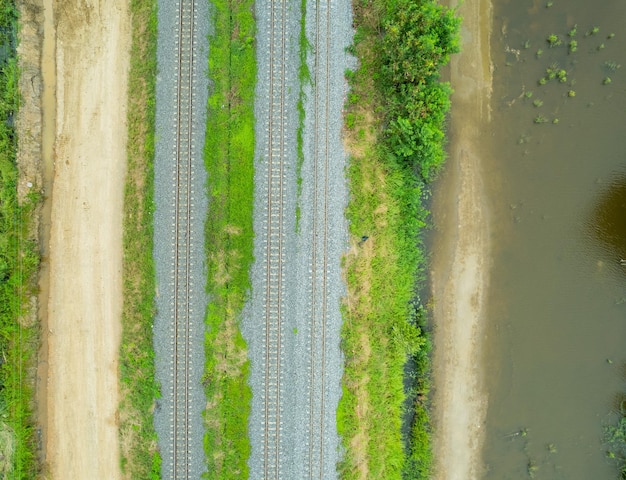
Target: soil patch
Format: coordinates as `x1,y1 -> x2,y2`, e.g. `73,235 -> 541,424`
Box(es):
43,0 -> 130,477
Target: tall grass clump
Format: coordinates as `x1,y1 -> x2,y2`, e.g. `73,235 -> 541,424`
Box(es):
203,0 -> 255,477
339,0 -> 459,478
119,0 -> 161,478
0,1 -> 40,477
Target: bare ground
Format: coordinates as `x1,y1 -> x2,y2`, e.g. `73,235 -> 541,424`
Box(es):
430,0 -> 493,478
43,0 -> 130,478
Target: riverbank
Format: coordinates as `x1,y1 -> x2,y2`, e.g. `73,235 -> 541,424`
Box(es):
429,0 -> 493,478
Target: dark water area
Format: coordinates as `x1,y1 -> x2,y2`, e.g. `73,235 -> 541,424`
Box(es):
479,0 -> 626,478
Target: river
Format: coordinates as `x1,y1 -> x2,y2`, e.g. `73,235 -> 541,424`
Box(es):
431,0 -> 626,478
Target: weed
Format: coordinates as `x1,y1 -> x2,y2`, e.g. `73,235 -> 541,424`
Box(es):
532,99 -> 543,107
608,33 -> 615,39
568,25 -> 578,37
0,3 -> 41,477
597,43 -> 605,51
568,40 -> 577,53
603,77 -> 612,85
552,118 -> 559,124
339,0 -> 459,478
538,77 -> 547,85
604,61 -> 621,71
536,48 -> 543,58
119,0 -> 162,477
546,1 -> 553,7
568,90 -> 576,97
523,40 -> 530,49
586,26 -> 600,37
534,115 -> 548,124
203,0 -> 256,477
524,91 -> 533,98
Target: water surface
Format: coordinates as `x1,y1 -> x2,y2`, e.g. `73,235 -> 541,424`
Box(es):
479,0 -> 626,477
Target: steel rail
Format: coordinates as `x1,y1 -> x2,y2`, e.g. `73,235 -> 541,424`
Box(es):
262,0 -> 287,478
306,1 -> 331,478
171,0 -> 196,477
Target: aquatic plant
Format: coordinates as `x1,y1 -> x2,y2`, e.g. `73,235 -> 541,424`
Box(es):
568,25 -> 577,37
586,26 -> 599,37
603,77 -> 612,85
523,39 -> 530,49
538,77 -> 547,85
597,43 -> 605,51
552,118 -> 559,124
524,91 -> 533,98
547,34 -> 562,47
534,115 -> 548,124
533,99 -> 543,107
608,32 -> 615,39
567,90 -> 576,97
536,48 -> 543,58
568,40 -> 577,53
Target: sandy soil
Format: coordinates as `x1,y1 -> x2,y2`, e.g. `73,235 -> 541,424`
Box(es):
44,0 -> 130,478
430,0 -> 493,478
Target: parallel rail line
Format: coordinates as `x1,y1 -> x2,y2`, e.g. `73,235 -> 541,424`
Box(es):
306,1 -> 331,478
262,0 -> 288,478
171,0 -> 196,478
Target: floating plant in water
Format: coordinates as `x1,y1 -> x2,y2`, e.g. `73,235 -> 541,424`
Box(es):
547,34 -> 562,47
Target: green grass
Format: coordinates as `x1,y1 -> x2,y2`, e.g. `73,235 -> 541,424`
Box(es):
338,0 -> 459,478
202,0 -> 256,477
295,0 -> 310,231
0,1 -> 40,478
118,0 -> 161,478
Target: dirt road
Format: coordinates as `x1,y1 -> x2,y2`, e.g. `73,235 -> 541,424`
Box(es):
430,0 -> 493,478
44,0 -> 130,477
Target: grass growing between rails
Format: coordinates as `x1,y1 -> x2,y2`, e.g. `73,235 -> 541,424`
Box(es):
0,1 -> 40,477
339,0 -> 459,478
118,0 -> 161,478
203,0 -> 255,477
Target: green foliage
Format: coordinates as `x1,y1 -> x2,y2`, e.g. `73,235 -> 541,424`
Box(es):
119,0 -> 161,477
338,0 -> 459,478
0,2 -> 42,478
381,0 -> 460,181
203,0 -> 255,477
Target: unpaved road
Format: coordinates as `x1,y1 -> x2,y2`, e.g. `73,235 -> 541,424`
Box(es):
430,0 -> 493,478
44,0 -> 130,477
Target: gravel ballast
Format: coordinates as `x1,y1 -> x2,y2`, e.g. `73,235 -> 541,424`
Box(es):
153,1 -> 210,478
242,1 -> 354,477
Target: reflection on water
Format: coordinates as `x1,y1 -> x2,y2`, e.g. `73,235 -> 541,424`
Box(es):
477,0 -> 626,478
588,175 -> 626,264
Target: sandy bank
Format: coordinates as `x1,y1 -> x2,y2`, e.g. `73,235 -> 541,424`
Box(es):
430,0 -> 493,478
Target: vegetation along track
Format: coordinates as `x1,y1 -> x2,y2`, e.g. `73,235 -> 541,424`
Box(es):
306,0 -> 331,477
170,0 -> 197,477
260,0 -> 288,477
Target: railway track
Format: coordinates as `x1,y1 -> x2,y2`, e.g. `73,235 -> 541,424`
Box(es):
260,0 -> 288,478
305,0 -> 332,478
169,0 -> 197,478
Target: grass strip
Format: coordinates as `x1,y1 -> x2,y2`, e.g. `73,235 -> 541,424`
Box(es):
338,0 -> 459,479
0,1 -> 40,477
295,0 -> 310,231
118,0 -> 161,478
202,0 -> 255,477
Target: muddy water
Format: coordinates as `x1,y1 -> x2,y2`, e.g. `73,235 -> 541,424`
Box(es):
478,0 -> 626,478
